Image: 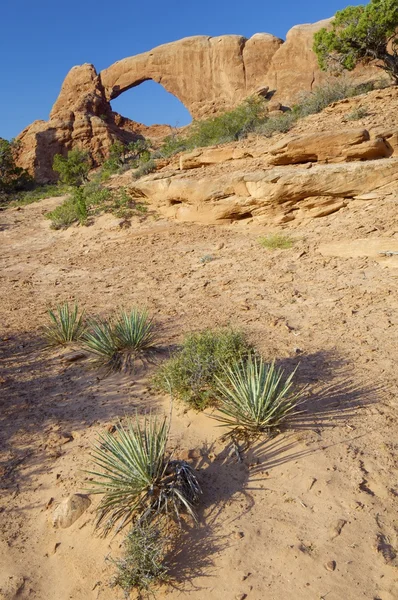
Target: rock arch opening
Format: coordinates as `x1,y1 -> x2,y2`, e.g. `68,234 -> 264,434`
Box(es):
110,80 -> 192,130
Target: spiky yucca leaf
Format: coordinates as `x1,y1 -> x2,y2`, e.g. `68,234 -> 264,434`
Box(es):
87,416 -> 201,535
43,302 -> 85,346
114,308 -> 157,356
83,309 -> 157,372
212,356 -> 302,437
82,318 -> 121,372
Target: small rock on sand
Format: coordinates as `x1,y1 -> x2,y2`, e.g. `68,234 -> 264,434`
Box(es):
52,494 -> 91,529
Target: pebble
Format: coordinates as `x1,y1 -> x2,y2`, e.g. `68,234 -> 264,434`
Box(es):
234,531 -> 245,539
330,519 -> 347,539
325,560 -> 336,572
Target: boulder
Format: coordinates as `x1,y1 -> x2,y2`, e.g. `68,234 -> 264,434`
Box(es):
266,129 -> 392,165
52,494 -> 91,529
179,147 -> 253,170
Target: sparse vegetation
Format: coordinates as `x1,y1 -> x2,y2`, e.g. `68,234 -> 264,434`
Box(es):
346,106 -> 369,120
43,302 -> 86,346
110,522 -> 169,599
294,79 -> 374,118
83,309 -> 157,373
46,185 -> 89,229
131,159 -> 157,180
154,329 -> 251,410
258,234 -> 294,250
188,97 -> 267,147
88,415 -> 201,535
155,78 -> 381,157
53,148 -> 91,187
45,196 -> 82,229
211,356 -> 302,439
45,181 -> 150,229
9,183 -> 70,206
158,97 -> 268,157
100,140 -> 152,181
256,112 -> 297,137
313,0 -> 398,83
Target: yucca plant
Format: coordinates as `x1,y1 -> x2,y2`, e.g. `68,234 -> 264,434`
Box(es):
82,317 -> 121,372
83,308 -> 157,372
211,356 -> 302,439
114,309 -> 157,356
43,301 -> 86,346
87,415 -> 201,535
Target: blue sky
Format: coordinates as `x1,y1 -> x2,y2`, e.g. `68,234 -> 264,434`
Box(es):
1,0 -> 367,140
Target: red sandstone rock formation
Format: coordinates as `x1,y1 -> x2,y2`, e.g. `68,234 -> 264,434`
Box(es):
15,20 -> 383,182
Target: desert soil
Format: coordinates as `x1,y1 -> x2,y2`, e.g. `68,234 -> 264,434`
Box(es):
1,180 -> 398,600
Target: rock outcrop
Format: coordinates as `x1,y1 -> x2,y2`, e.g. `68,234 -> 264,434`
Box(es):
127,151 -> 398,224
15,65 -> 142,182
15,19 -> 384,182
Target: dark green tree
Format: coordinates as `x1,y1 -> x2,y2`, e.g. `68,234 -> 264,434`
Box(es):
0,138 -> 32,195
52,148 -> 91,186
313,0 -> 398,83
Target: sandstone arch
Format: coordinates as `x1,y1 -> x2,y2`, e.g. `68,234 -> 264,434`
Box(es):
16,20 -> 384,182
100,34 -> 283,120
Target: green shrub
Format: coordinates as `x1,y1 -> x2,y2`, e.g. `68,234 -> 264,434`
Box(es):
258,234 -> 294,250
72,187 -> 88,224
87,415 -> 201,535
111,522 -> 169,598
154,329 -> 251,410
83,309 -> 157,373
211,356 -> 302,439
46,197 -> 80,229
99,139 -> 152,180
157,134 -> 189,158
132,159 -> 157,180
346,106 -> 369,120
189,97 -> 267,147
82,181 -> 112,206
46,186 -> 88,229
157,98 -> 267,158
0,138 -> 33,198
294,79 -> 374,118
255,112 -> 297,137
43,302 -> 86,346
53,149 -> 91,186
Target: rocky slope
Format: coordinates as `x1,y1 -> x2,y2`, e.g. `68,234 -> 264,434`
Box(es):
107,87 -> 398,226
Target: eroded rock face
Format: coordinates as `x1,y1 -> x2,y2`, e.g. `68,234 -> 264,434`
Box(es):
128,158 -> 398,225
100,34 -> 283,120
16,65 -> 152,182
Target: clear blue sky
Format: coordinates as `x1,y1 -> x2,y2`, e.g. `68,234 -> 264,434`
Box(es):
0,0 -> 367,140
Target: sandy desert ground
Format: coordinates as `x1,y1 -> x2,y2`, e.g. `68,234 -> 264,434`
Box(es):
1,181 -> 397,600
